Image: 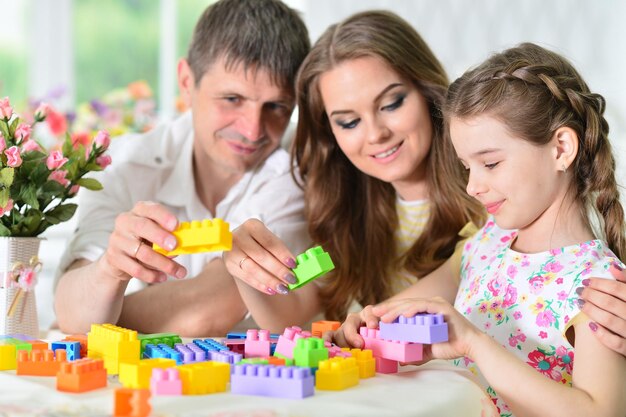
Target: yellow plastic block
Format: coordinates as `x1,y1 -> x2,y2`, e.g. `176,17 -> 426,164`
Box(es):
87,324 -> 140,374
153,219 -> 232,256
315,357 -> 360,390
177,361 -> 230,395
0,344 -> 16,370
119,358 -> 176,389
342,348 -> 376,379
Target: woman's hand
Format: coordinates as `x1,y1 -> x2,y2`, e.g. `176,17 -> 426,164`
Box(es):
98,201 -> 187,283
223,219 -> 298,295
578,263 -> 626,356
325,305 -> 380,348
372,297 -> 484,362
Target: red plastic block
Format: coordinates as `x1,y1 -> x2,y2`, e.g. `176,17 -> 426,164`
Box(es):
244,329 -> 271,358
17,349 -> 67,376
57,358 -> 107,393
311,320 -> 340,338
114,388 -> 151,417
359,327 -> 423,362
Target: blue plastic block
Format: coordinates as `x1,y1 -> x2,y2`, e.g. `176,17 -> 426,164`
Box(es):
51,341 -> 81,361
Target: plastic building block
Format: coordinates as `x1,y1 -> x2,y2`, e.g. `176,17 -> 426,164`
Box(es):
16,349 -> 67,376
325,341 -> 352,358
0,344 -> 16,370
231,364 -> 314,399
379,313 -> 449,344
137,333 -> 182,355
51,341 -> 81,361
63,334 -> 88,358
150,368 -> 182,396
210,350 -> 243,364
88,324 -> 140,375
152,219 -> 232,256
114,388 -> 151,417
311,320 -> 341,338
289,246 -> 335,290
143,343 -> 182,365
0,334 -> 33,341
27,340 -> 49,351
119,358 -> 176,389
274,326 -> 311,359
57,358 -> 107,393
293,337 -> 328,368
193,338 -> 229,354
375,357 -> 399,374
359,327 -> 423,363
244,329 -> 271,358
177,361 -> 230,395
2,335 -> 48,350
316,357 -> 360,390
341,348 -> 376,378
174,343 -> 207,364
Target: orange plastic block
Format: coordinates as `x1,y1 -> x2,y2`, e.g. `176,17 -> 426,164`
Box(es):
28,340 -> 49,350
16,349 -> 67,376
64,334 -> 88,358
315,356 -> 360,390
114,388 -> 151,417
342,348 -> 376,378
177,361 -> 230,395
57,358 -> 107,393
311,320 -> 341,338
88,324 -> 139,374
119,358 -> 176,389
152,219 -> 232,256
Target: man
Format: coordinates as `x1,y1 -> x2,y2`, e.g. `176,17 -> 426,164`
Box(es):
54,0 -> 318,336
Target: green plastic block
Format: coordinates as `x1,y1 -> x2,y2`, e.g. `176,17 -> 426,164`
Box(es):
293,337 -> 328,368
0,338 -> 32,352
240,358 -> 269,365
138,333 -> 182,353
289,246 -> 335,290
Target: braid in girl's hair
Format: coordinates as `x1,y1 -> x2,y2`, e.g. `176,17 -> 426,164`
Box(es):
445,42 -> 625,261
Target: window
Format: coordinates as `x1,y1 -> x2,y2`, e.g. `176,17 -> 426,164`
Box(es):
0,1 -> 30,109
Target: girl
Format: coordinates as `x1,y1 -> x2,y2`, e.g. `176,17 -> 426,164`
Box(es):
341,43 -> 626,417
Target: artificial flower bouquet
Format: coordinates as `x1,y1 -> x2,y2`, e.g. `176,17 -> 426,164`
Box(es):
0,96 -> 112,237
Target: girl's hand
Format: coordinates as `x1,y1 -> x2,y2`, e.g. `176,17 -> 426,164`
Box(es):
324,305 -> 380,348
223,219 -> 298,295
372,297 -> 484,362
578,263 -> 626,356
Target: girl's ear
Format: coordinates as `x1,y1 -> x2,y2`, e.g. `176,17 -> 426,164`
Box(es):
177,58 -> 195,107
552,126 -> 578,173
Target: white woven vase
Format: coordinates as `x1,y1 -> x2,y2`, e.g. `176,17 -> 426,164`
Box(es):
0,237 -> 41,338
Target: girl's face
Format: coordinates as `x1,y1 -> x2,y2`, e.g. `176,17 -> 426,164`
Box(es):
319,56 -> 433,200
449,115 -> 567,232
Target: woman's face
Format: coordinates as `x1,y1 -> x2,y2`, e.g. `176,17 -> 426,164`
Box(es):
319,56 -> 433,200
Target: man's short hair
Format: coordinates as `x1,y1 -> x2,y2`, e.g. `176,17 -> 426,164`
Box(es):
187,0 -> 310,91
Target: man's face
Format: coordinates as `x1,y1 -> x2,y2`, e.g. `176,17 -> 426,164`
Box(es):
178,57 -> 295,175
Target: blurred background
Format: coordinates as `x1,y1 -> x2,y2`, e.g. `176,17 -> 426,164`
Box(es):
1,0 -> 624,329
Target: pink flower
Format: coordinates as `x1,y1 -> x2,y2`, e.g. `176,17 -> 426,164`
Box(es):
0,132 -> 5,153
513,311 -> 522,320
4,146 -> 22,167
46,108 -> 67,136
48,170 -> 69,186
96,154 -> 112,169
538,331 -> 548,339
46,150 -> 69,170
18,269 -> 36,290
502,285 -> 518,308
21,140 -> 42,152
94,130 -> 110,150
0,199 -> 13,216
557,290 -> 568,301
527,350 -> 562,381
556,277 -> 564,284
536,310 -> 556,328
69,184 -> 80,196
14,124 -> 32,143
0,97 -> 12,119
71,132 -> 91,149
34,102 -> 50,120
507,265 -> 518,279
529,275 -> 545,294
544,261 -> 564,274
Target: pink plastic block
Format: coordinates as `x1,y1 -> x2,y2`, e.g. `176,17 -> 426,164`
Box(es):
379,313 -> 448,344
375,357 -> 399,374
274,326 -> 311,359
244,330 -> 271,358
325,341 -> 352,358
231,364 -> 314,399
150,368 -> 182,396
359,327 -> 423,362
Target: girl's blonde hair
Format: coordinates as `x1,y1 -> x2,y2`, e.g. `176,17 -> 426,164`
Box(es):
445,42 -> 625,260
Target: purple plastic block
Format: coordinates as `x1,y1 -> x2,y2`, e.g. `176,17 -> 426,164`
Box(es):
1,334 -> 33,341
175,343 -> 207,363
379,314 -> 448,344
210,350 -> 243,364
231,364 -> 314,399
359,327 -> 423,362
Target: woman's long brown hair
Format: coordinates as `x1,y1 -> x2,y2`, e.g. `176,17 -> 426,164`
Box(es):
291,11 -> 485,320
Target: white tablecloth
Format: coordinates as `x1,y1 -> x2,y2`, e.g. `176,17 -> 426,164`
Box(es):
0,359 -> 496,417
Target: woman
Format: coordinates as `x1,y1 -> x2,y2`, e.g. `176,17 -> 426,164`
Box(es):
223,10 -> 626,354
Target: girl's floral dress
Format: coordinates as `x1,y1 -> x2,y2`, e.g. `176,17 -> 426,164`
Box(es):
453,218 -> 623,417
